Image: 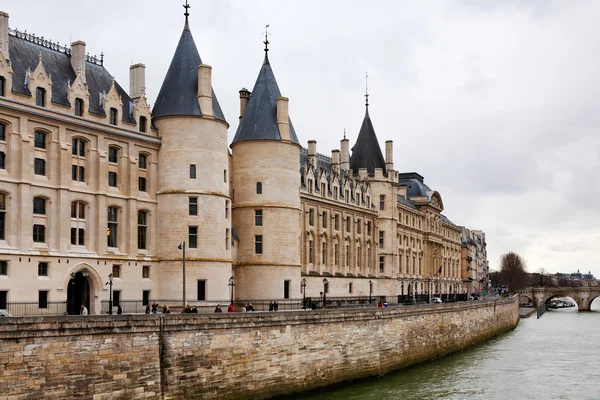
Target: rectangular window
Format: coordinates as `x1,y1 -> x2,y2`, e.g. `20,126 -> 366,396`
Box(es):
36,87 -> 45,107
189,226 -> 198,248
379,256 -> 384,273
367,222 -> 371,236
34,131 -> 46,149
322,242 -> 327,264
334,243 -> 339,265
345,244 -> 349,266
138,211 -> 147,250
139,177 -> 147,192
75,98 -> 84,116
309,209 -> 314,226
0,152 -> 4,169
0,123 -> 5,141
309,240 -> 314,264
357,220 -> 362,234
322,211 -> 327,228
108,171 -> 118,187
346,217 -> 350,232
33,224 -> 46,243
225,229 -> 230,250
0,261 -> 7,275
0,77 -> 4,97
380,195 -> 385,211
71,165 -> 77,181
139,154 -> 147,169
255,209 -> 263,226
38,291 -> 48,309
109,108 -> 118,125
0,291 -> 6,309
113,290 -> 121,307
38,262 -> 48,276
255,235 -> 263,254
224,169 -> 227,183
335,214 -> 339,230
256,182 -> 262,194
189,197 -> 198,216
225,200 -> 229,219
142,265 -> 150,279
34,158 -> 46,175
33,198 -> 46,215
70,227 -> 85,246
142,290 -> 150,306
379,231 -> 384,248
197,280 -> 206,301
284,280 -> 290,299
107,207 -> 118,247
349,282 -> 353,294
112,264 -> 121,278
108,147 -> 118,163
190,164 -> 196,179
139,116 -> 147,133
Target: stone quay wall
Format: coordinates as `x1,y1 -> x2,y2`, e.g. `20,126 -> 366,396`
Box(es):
0,296 -> 519,399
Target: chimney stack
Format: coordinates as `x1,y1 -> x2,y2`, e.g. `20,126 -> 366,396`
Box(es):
0,12 -> 8,60
276,96 -> 290,141
332,149 -> 340,169
307,140 -> 317,167
70,40 -> 86,83
239,88 -> 251,118
385,140 -> 394,171
129,63 -> 145,100
197,64 -> 213,117
340,137 -> 350,170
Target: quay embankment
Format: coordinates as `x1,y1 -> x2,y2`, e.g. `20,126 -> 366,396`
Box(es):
0,296 -> 519,399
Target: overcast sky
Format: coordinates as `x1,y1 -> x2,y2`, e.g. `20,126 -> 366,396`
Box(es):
5,1 -> 600,276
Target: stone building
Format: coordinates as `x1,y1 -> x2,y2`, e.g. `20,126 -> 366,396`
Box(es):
0,9 -> 465,314
460,227 -> 489,295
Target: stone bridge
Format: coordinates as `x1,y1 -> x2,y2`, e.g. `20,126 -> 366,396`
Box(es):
519,287 -> 600,311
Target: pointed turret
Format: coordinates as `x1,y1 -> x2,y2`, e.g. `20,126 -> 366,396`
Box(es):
231,52 -> 299,145
152,14 -> 226,122
349,104 -> 386,176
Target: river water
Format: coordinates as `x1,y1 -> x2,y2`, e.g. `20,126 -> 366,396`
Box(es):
291,298 -> 600,400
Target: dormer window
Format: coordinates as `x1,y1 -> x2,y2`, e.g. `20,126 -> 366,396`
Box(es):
109,108 -> 118,125
74,98 -> 84,116
0,77 -> 5,97
139,116 -> 147,133
36,87 -> 46,107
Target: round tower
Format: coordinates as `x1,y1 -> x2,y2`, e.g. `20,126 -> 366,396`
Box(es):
153,12 -> 232,303
230,44 -> 302,300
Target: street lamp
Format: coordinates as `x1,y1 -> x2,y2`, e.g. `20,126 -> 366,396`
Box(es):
105,273 -> 114,315
228,276 -> 235,305
178,242 -> 186,308
369,280 -> 373,304
322,278 -> 328,309
301,278 -> 307,309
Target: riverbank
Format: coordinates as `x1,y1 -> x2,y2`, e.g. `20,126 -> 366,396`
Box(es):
0,296 -> 519,399
519,307 -> 536,318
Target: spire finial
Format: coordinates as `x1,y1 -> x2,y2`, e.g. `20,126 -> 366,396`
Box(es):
365,71 -> 369,107
183,0 -> 191,20
343,128 -> 346,140
264,24 -> 271,53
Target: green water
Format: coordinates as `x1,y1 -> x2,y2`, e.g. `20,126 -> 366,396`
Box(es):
290,299 -> 600,400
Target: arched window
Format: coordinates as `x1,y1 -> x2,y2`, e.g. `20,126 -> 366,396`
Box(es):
139,116 -> 147,133
36,87 -> 46,107
34,131 -> 47,149
33,197 -> 46,215
138,211 -> 147,250
108,146 -> 119,163
71,138 -> 86,182
109,108 -> 118,125
107,207 -> 118,247
74,98 -> 84,116
70,201 -> 86,246
256,182 -> 262,194
0,193 -> 6,240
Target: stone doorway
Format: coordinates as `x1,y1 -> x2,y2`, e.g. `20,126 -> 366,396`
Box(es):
67,271 -> 91,315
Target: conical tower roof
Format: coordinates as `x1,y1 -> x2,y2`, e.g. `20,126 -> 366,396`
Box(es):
349,105 -> 386,175
231,53 -> 299,145
152,16 -> 226,122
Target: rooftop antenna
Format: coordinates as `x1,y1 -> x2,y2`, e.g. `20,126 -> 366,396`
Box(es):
264,24 -> 271,53
183,0 -> 191,21
365,71 -> 369,107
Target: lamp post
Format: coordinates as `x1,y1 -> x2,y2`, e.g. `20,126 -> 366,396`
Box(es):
322,278 -> 328,309
301,278 -> 307,309
106,273 -> 114,315
178,242 -> 186,309
368,280 -> 373,304
82,268 -> 89,311
228,276 -> 235,305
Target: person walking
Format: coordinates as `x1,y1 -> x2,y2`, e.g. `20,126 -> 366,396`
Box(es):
269,301 -> 274,312
214,304 -> 222,313
117,305 -> 123,315
80,305 -> 88,315
227,303 -> 235,312
151,302 -> 158,314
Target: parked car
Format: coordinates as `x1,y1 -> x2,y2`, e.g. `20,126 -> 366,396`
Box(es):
432,297 -> 442,304
0,310 -> 12,317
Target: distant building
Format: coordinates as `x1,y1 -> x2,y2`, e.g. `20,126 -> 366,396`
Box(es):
460,228 -> 489,294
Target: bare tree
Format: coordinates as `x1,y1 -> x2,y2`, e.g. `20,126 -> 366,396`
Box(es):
498,252 -> 529,292
531,268 -> 553,287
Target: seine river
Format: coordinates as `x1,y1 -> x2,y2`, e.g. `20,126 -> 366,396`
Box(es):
291,298 -> 599,400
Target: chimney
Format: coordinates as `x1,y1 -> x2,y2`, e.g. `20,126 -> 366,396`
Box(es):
239,88 -> 251,118
307,140 -> 317,167
276,96 -> 290,141
0,12 -> 8,60
197,64 -> 213,117
129,63 -> 145,100
385,140 -> 394,171
70,40 -> 86,83
332,149 -> 340,167
340,137 -> 350,170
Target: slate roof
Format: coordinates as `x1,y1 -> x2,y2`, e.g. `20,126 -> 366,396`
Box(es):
398,172 -> 433,199
152,18 -> 226,122
396,194 -> 418,210
8,34 -> 135,124
349,106 -> 386,176
231,53 -> 299,145
440,214 -> 457,227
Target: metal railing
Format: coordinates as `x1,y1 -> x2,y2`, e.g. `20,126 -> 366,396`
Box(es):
1,301 -> 67,317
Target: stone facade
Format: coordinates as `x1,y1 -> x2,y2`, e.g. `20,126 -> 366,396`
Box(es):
0,296 -> 519,399
460,227 -> 489,295
0,9 -> 474,314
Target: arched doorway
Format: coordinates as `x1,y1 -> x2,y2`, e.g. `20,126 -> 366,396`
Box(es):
67,270 -> 91,315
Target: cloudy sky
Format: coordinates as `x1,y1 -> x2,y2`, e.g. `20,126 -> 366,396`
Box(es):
5,1 -> 600,276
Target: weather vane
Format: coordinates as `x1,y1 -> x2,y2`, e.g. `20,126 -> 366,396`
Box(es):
365,72 -> 369,107
183,0 -> 191,19
264,24 -> 271,52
